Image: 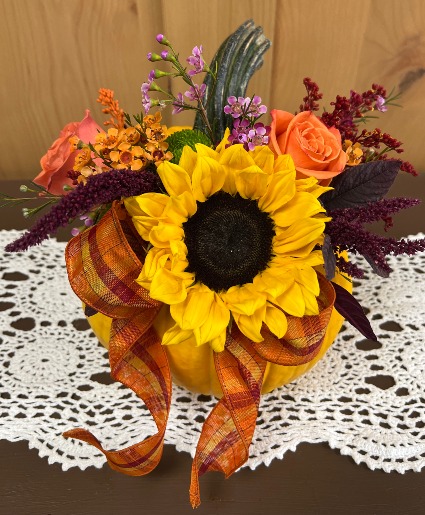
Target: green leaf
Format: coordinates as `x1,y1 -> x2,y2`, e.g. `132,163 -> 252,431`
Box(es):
193,19 -> 271,143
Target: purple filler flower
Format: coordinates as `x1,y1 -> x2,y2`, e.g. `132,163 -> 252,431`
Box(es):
172,93 -> 185,115
375,95 -> 388,112
187,46 -> 205,77
224,96 -> 249,118
227,118 -> 250,145
247,96 -> 267,117
141,80 -> 152,113
247,123 -> 270,151
184,83 -> 206,102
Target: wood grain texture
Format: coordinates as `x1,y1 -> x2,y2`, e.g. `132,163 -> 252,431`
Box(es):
0,0 -> 424,180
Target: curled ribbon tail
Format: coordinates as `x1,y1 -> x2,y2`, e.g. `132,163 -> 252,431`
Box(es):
190,331 -> 267,508
64,202 -> 172,476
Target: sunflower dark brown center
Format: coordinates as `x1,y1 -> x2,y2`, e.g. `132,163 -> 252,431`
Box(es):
183,191 -> 275,292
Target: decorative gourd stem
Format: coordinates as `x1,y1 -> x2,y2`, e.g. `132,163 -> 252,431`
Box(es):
194,19 -> 271,143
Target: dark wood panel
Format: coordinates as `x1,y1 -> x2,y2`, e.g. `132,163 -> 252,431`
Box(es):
1,440 -> 424,515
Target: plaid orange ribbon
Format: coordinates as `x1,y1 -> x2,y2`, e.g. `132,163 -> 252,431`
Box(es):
64,202 -> 170,475
64,201 -> 335,507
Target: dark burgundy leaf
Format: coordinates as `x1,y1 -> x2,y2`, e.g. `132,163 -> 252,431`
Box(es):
322,234 -> 336,280
363,254 -> 391,278
321,160 -> 401,210
332,281 -> 378,342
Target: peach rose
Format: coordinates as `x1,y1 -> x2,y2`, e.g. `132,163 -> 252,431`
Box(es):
33,110 -> 102,195
269,110 -> 347,182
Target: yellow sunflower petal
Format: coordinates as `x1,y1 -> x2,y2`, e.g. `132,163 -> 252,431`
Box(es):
258,169 -> 296,212
235,165 -> 268,199
219,143 -> 256,170
221,165 -> 237,195
272,192 -> 325,227
273,250 -> 324,269
131,216 -> 159,240
273,218 -> 328,257
163,191 -> 197,224
193,293 -> 230,346
162,323 -> 195,346
149,267 -> 191,304
294,267 -> 320,296
221,283 -> 266,316
274,154 -> 296,174
157,161 -> 192,197
215,128 -> 231,154
194,143 -> 219,159
124,193 -> 168,218
179,145 -> 198,176
253,267 -> 293,299
233,304 -> 266,343
192,155 -> 225,202
143,247 -> 170,282
264,303 -> 288,339
296,177 -> 332,198
170,283 -> 214,330
169,238 -> 188,258
301,286 -> 320,316
208,331 -> 227,353
275,282 -> 305,317
149,223 -> 184,248
251,145 -> 275,174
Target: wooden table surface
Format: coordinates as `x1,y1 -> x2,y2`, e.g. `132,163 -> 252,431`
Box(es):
1,176 -> 425,515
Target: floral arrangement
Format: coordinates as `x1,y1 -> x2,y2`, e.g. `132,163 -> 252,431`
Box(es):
2,20 -> 425,508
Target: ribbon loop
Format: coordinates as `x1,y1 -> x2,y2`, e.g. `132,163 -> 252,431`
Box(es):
66,202 -> 162,320
254,275 -> 335,365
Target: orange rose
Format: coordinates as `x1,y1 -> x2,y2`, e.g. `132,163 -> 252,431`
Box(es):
269,110 -> 347,182
33,110 -> 102,195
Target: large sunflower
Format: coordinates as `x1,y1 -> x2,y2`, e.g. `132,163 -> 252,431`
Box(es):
124,135 -> 330,352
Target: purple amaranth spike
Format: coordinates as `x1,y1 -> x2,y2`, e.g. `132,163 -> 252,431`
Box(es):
400,161 -> 418,177
326,215 -> 425,278
5,169 -> 161,252
298,77 -> 323,113
330,198 -> 421,226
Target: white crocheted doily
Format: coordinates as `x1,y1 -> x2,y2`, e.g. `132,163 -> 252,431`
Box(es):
1,230 -> 424,473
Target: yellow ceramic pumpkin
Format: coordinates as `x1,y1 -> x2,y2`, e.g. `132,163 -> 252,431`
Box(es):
87,269 -> 350,397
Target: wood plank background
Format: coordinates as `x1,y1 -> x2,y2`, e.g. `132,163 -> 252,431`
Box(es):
1,0 -> 424,180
